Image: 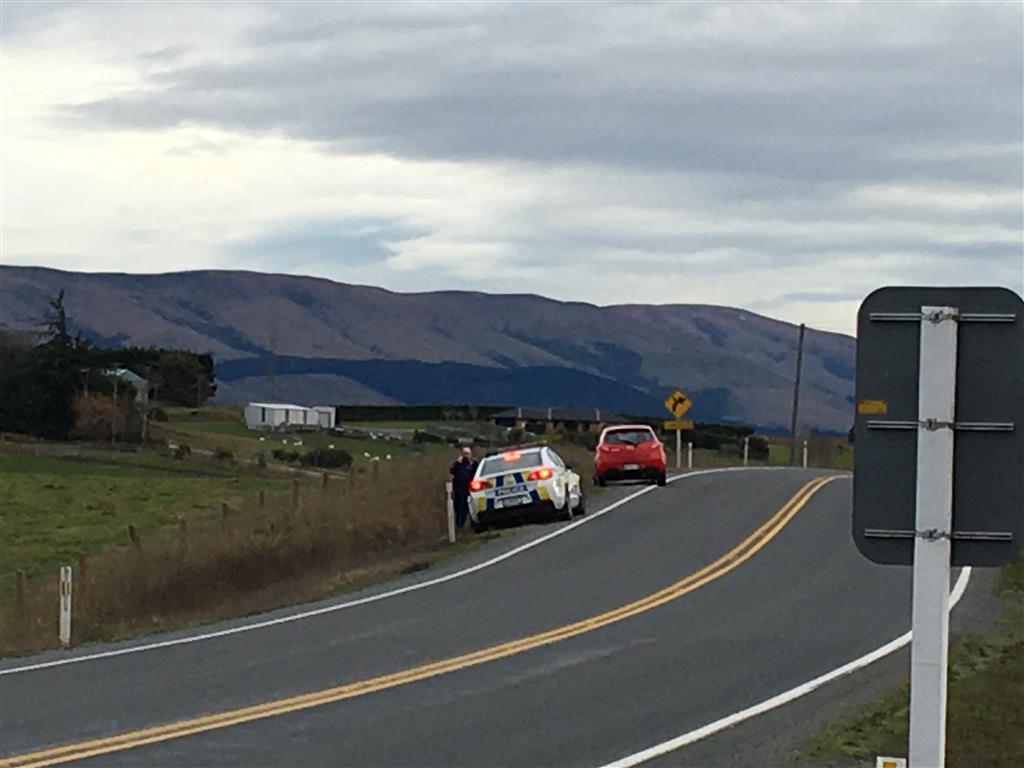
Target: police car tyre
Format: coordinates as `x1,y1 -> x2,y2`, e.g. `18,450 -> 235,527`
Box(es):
471,520 -> 487,534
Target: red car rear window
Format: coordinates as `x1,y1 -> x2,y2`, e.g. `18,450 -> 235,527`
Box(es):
603,429 -> 656,444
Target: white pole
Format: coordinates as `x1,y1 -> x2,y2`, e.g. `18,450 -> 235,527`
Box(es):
445,482 -> 456,544
908,306 -> 958,768
802,440 -> 809,469
59,565 -> 72,648
743,436 -> 750,466
687,441 -> 693,469
675,429 -> 682,470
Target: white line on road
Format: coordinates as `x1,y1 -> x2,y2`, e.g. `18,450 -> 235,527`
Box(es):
597,565 -> 973,768
1,466 -> 801,675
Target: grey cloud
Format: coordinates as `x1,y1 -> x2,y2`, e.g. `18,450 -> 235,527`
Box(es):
18,2 -> 1023,323
60,4 -> 1022,189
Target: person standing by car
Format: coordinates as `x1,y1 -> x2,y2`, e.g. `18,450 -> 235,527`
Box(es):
449,446 -> 478,529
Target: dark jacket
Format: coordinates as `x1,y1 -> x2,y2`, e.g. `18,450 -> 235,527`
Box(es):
449,457 -> 478,495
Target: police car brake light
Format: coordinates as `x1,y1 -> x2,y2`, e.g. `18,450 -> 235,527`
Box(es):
527,467 -> 553,481
501,450 -> 522,461
469,479 -> 490,492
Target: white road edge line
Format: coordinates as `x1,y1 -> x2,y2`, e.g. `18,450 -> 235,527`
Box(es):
1,465 -> 800,675
598,564 -> 973,768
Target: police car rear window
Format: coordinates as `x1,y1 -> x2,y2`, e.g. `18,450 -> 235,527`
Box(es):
480,451 -> 544,475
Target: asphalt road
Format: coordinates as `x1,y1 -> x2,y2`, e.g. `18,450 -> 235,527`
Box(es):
0,468 -> 958,767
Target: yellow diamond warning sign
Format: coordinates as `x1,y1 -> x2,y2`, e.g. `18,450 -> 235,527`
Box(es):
663,389 -> 693,419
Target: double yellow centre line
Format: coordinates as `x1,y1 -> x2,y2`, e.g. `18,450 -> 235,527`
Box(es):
3,474 -> 840,768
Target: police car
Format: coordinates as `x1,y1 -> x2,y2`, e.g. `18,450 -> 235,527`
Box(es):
468,445 -> 584,531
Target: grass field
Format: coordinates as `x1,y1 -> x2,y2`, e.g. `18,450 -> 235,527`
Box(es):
0,448 -> 297,580
799,553 -> 1024,767
0,431 -> 607,655
766,435 -> 854,470
152,407 -> 444,466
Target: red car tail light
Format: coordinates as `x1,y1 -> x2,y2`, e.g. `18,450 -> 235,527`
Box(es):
527,467 -> 553,481
469,479 -> 490,492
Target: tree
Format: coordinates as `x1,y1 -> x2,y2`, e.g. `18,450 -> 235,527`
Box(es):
156,350 -> 216,406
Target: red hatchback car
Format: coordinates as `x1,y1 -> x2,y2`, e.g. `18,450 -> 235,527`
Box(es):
594,425 -> 667,486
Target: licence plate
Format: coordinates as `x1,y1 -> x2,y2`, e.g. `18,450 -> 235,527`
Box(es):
495,483 -> 528,497
624,464 -> 640,471
496,495 -> 529,509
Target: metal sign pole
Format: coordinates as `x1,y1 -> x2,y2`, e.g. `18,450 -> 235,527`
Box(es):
59,565 -> 72,648
676,429 -> 682,470
908,306 -> 958,768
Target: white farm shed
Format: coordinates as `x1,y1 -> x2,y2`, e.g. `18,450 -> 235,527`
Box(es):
244,403 -> 336,431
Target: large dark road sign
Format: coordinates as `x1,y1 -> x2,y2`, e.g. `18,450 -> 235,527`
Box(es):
853,286 -> 1024,567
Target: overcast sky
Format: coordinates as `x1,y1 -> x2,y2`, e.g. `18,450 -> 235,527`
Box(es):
3,1 -> 1022,334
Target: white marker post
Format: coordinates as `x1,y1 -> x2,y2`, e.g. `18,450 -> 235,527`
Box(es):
687,442 -> 693,469
445,482 -> 457,544
802,440 -> 809,469
908,306 -> 958,768
59,565 -> 72,648
676,429 -> 682,470
743,436 -> 750,466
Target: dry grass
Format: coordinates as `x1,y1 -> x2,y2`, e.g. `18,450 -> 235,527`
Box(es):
0,452 -> 458,654
1,443 -> 610,655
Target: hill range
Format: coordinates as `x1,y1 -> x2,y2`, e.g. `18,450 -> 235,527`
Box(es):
0,266 -> 856,431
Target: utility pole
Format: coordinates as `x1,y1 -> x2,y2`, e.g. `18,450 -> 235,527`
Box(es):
111,367 -> 119,447
788,323 -> 806,466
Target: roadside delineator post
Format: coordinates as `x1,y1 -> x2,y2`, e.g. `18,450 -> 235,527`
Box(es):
687,442 -> 693,469
743,436 -> 750,466
675,429 -> 682,470
321,471 -> 329,491
445,482 -> 456,544
802,440 -> 809,469
59,565 -> 72,649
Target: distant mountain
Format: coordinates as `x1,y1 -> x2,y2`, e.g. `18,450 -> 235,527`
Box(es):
0,266 -> 856,431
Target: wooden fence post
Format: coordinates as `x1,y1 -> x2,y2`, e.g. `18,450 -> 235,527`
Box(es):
258,488 -> 266,508
372,461 -> 380,482
292,479 -> 300,509
221,502 -> 231,531
322,471 -> 329,491
128,524 -> 142,550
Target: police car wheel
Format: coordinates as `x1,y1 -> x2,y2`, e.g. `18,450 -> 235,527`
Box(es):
471,520 -> 487,533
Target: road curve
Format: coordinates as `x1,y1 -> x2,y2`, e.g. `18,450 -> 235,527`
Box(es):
0,468 -> 928,767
